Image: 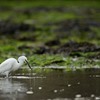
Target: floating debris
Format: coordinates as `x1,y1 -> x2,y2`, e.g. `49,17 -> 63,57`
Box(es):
26,90 -> 34,94
54,90 -> 58,93
77,82 -> 80,85
75,94 -> 82,98
47,99 -> 52,100
60,89 -> 64,92
17,88 -> 21,92
95,97 -> 100,100
38,87 -> 42,90
91,94 -> 95,97
68,84 -> 71,87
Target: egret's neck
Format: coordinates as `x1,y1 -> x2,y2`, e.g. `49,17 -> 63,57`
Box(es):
18,61 -> 24,67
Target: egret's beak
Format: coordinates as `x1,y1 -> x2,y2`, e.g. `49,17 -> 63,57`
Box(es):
25,60 -> 32,70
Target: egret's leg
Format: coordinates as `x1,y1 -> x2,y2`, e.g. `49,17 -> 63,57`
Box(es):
5,71 -> 9,78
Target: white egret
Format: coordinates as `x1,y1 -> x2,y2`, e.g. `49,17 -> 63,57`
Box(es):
0,56 -> 32,78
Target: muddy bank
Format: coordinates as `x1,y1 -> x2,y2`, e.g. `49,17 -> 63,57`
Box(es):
18,41 -> 100,58
55,41 -> 100,53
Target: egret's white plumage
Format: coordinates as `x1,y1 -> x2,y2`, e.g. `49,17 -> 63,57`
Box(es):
0,56 -> 32,78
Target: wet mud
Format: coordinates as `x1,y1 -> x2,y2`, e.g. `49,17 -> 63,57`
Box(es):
18,41 -> 100,58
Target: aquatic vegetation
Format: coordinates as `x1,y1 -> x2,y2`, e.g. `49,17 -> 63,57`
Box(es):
30,54 -> 64,66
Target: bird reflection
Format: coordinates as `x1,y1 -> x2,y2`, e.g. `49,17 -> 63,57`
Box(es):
0,78 -> 27,100
0,76 -> 45,100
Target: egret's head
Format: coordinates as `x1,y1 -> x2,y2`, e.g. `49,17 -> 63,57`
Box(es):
18,56 -> 27,62
18,56 -> 32,70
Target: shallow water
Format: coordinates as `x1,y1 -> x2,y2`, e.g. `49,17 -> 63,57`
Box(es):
0,69 -> 100,100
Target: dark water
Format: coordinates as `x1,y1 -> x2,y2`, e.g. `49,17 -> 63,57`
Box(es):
0,70 -> 100,100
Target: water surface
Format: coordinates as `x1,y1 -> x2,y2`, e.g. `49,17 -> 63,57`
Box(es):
0,69 -> 100,100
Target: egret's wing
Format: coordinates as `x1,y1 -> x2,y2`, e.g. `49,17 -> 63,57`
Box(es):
0,59 -> 13,73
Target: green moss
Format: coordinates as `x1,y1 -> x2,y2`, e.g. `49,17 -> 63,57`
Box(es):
29,54 -> 64,66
